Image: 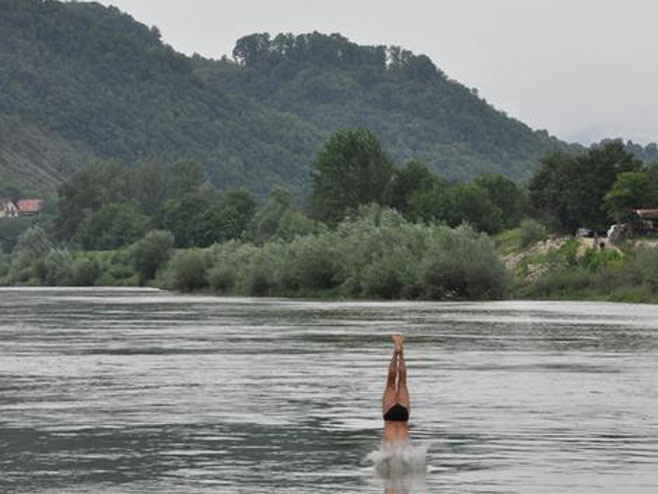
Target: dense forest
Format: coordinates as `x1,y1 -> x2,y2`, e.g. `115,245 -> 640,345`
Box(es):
5,128 -> 658,303
0,0 -> 583,197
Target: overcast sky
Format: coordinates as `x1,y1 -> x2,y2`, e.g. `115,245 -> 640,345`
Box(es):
95,0 -> 658,146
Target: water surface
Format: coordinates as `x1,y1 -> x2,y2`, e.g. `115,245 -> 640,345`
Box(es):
1,288 -> 657,493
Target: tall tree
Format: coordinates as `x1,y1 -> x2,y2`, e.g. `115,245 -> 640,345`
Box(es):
386,160 -> 440,217
308,129 -> 394,223
603,171 -> 651,222
473,173 -> 527,229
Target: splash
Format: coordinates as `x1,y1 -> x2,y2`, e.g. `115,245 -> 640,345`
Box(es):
365,441 -> 428,478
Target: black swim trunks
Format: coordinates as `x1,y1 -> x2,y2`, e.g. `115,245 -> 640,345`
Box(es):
383,403 -> 409,421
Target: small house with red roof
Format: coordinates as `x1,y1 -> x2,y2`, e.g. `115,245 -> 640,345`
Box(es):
17,199 -> 44,216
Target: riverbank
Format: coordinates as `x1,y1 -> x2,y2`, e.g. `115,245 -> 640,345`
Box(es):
497,229 -> 658,304
4,214 -> 658,303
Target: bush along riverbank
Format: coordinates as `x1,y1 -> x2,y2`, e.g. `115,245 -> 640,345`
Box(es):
0,206 -> 509,301
7,205 -> 658,303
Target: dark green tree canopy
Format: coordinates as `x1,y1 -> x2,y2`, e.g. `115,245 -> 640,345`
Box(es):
309,129 -> 394,223
473,173 -> 527,229
529,141 -> 642,231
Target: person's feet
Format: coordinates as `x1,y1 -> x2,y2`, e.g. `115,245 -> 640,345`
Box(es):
392,333 -> 404,354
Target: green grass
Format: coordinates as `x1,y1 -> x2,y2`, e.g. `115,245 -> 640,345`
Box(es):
494,228 -> 521,256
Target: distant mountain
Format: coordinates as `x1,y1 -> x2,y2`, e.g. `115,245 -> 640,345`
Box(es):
1,0 -> 577,195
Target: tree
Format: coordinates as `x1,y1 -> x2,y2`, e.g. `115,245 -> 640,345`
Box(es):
249,186 -> 320,243
131,230 -> 175,283
308,129 -> 394,223
473,173 -> 527,228
8,226 -> 50,283
165,160 -> 206,198
527,151 -> 574,230
603,171 -> 650,222
529,142 -> 642,232
410,183 -> 503,234
386,160 -> 440,217
56,160 -> 135,241
75,203 -> 150,250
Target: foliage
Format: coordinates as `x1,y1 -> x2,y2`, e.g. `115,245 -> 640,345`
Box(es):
56,159 -> 257,248
0,216 -> 39,253
75,203 -> 150,250
528,141 -> 642,232
247,186 -> 322,243
221,31 -> 572,182
165,205 -> 509,300
308,129 -> 394,223
8,226 -> 50,284
0,0 -> 321,195
603,171 -> 651,222
385,160 -> 440,217
56,160 -> 135,241
410,182 -> 503,234
474,173 -> 527,229
519,218 -> 547,248
163,249 -> 208,292
420,224 -> 508,299
130,230 -> 175,283
1,0 -> 575,195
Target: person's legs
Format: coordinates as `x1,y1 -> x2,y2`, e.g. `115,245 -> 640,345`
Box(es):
381,349 -> 398,414
396,348 -> 410,412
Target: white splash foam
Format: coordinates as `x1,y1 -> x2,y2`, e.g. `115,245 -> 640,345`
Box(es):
365,441 -> 428,478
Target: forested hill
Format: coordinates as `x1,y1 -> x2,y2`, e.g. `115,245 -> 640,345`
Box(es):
0,0 -> 322,194
208,33 -> 572,181
0,0 -> 585,194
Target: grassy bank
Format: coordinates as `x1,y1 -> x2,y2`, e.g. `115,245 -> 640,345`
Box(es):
498,227 -> 658,303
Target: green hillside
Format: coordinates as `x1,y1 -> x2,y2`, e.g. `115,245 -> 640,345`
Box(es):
209,32 -> 570,181
0,0 -> 587,195
0,0 -> 322,194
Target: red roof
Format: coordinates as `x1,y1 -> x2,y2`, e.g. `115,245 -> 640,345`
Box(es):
17,199 -> 44,213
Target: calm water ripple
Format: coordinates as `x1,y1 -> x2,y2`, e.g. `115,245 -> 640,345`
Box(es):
1,288 -> 657,493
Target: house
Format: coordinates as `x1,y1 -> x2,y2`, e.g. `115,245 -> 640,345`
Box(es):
0,197 -> 19,218
633,208 -> 658,220
17,199 -> 44,216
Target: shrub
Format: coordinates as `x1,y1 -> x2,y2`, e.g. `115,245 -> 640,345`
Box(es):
284,234 -> 341,291
8,226 -> 50,284
43,249 -> 75,286
519,218 -> 547,248
164,249 -> 208,292
420,225 -> 508,300
207,265 -> 236,293
131,230 -> 175,283
71,257 -> 101,286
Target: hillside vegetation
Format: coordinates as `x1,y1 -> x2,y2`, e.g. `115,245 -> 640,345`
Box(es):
0,0 -> 585,195
0,115 -> 94,189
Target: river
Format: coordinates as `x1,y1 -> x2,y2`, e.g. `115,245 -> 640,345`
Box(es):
1,288 -> 657,493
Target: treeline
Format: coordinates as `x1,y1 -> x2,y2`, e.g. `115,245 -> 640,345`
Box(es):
0,207 -> 508,301
50,128 -> 528,252
3,128 -> 656,302
55,159 -> 260,250
0,128 -> 521,298
528,140 -> 658,232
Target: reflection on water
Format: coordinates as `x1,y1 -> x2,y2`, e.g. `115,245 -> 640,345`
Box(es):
1,288 -> 657,493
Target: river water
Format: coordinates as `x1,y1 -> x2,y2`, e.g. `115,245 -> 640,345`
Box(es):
1,288 -> 657,493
